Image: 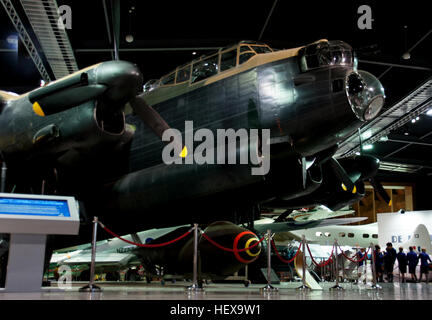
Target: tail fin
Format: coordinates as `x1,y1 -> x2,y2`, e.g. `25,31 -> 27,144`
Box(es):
401,224 -> 432,253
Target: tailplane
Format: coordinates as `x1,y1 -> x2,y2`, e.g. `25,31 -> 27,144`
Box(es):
401,224 -> 432,253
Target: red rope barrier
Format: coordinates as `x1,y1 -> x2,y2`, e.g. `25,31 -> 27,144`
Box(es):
271,239 -> 301,264
306,243 -> 335,267
99,223 -> 192,248
201,233 -> 266,253
338,246 -> 371,263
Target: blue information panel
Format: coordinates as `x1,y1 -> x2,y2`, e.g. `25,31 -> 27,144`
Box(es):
0,197 -> 71,217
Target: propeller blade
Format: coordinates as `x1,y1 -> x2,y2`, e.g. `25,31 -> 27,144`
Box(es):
130,95 -> 170,139
274,209 -> 293,223
129,94 -> 186,156
111,0 -> 120,60
329,158 -> 357,194
369,177 -> 391,206
301,157 -> 307,189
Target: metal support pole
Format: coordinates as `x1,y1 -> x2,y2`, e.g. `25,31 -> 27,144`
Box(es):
79,217 -> 102,292
187,224 -> 204,292
364,248 -> 368,283
330,240 -> 343,290
356,245 -> 360,284
261,229 -> 278,293
320,258 -> 323,282
297,235 -> 310,290
369,243 -> 382,290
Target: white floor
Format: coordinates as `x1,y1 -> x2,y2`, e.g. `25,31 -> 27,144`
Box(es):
1,281 -> 431,300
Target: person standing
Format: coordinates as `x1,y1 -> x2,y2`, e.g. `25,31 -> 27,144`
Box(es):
418,248 -> 432,283
396,247 -> 408,283
407,246 -> 419,282
384,242 -> 397,282
374,245 -> 384,282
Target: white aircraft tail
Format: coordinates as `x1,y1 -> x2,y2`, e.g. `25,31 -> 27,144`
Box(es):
400,224 -> 432,253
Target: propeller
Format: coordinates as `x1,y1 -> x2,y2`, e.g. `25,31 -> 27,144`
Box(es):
329,157 -> 391,207
369,177 -> 391,206
274,209 -> 293,223
356,129 -> 391,206
329,157 -> 357,194
129,95 -> 185,154
108,0 -> 186,158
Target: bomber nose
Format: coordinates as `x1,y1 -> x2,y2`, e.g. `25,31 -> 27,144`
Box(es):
345,70 -> 385,122
96,60 -> 143,104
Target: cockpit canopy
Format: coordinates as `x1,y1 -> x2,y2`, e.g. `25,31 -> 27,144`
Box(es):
298,40 -> 357,72
143,41 -> 273,92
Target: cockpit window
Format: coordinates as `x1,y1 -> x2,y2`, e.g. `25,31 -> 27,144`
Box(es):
299,40 -> 354,72
176,65 -> 191,83
161,72 -> 175,85
220,49 -> 237,72
251,46 -> 272,54
152,40 -> 274,89
143,79 -> 159,92
239,52 -> 255,65
191,54 -> 219,83
240,45 -> 252,53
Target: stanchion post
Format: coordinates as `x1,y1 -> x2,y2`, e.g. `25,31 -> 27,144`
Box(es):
364,248 -> 367,283
297,235 -> 310,290
320,258 -> 323,282
356,245 -> 360,284
330,240 -> 343,290
369,242 -> 382,290
187,223 -> 204,292
79,217 -> 102,292
261,229 -> 278,293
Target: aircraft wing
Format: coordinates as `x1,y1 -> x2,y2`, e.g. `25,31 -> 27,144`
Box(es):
286,205 -> 355,223
254,217 -> 367,234
55,252 -> 135,266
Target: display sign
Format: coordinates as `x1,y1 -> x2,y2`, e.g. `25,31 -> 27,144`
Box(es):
377,210 -> 432,251
0,197 -> 70,217
0,193 -> 80,235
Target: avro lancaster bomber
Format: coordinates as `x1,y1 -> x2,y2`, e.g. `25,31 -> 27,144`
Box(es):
0,39 -> 388,238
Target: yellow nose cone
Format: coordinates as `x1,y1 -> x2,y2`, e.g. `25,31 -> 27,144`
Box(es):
33,102 -> 45,117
